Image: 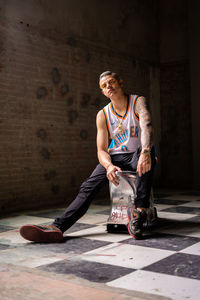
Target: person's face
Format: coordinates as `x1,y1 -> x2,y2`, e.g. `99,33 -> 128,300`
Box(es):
99,75 -> 123,97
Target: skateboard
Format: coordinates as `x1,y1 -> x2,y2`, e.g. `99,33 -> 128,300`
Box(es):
107,171 -> 157,233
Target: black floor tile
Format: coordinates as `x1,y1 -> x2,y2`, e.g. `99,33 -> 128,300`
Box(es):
0,225 -> 15,233
143,253 -> 200,280
96,209 -> 110,215
121,233 -> 200,251
154,199 -> 190,205
24,237 -> 111,255
28,209 -> 65,219
154,218 -> 200,235
65,223 -> 97,234
180,191 -> 200,196
38,259 -> 135,283
185,216 -> 200,223
93,198 -> 110,206
162,206 -> 200,215
154,193 -> 172,198
0,244 -> 12,250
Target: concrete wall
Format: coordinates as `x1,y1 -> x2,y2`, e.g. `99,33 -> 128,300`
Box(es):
189,0 -> 200,189
0,0 -> 160,215
159,0 -> 193,187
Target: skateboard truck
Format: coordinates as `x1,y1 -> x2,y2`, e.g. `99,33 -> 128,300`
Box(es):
107,171 -> 157,233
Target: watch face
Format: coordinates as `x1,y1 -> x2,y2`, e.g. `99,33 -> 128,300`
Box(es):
142,149 -> 150,154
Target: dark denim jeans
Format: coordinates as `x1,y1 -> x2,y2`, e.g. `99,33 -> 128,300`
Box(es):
53,147 -> 156,233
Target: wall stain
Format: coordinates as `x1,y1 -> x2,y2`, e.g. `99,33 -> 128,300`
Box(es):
44,170 -> 56,181
1,205 -> 5,211
81,93 -> 90,107
37,87 -> 47,99
68,110 -> 78,124
36,129 -> 47,140
80,130 -> 88,140
108,50 -> 114,58
91,97 -> 101,108
70,176 -> 76,187
66,37 -> 77,47
66,97 -> 73,106
132,59 -> 136,68
51,184 -> 59,195
72,50 -> 80,63
61,84 -> 69,96
0,41 -> 4,53
85,51 -> 91,63
24,167 -> 31,172
51,67 -> 61,84
39,147 -> 50,160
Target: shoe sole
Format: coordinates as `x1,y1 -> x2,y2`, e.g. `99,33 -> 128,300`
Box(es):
127,207 -> 141,240
19,225 -> 63,243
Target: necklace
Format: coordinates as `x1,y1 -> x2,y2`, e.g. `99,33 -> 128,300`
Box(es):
117,119 -> 124,135
111,96 -> 129,134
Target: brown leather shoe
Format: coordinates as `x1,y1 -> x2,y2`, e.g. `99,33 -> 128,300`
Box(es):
19,224 -> 63,243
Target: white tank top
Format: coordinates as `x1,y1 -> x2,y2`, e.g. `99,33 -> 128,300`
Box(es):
103,94 -> 141,155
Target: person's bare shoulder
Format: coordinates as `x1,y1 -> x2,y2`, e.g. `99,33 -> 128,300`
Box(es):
135,96 -> 149,114
96,109 -> 104,118
96,109 -> 105,126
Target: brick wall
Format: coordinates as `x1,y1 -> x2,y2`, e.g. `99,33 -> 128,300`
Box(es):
0,8 -> 158,215
1,0 -> 195,215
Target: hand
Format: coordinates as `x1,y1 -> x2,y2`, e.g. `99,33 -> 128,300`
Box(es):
137,153 -> 151,177
106,164 -> 122,186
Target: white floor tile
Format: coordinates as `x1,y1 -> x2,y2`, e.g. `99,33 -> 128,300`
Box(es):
158,211 -> 194,221
88,205 -> 110,214
178,201 -> 200,208
82,243 -> 173,269
0,247 -> 68,268
180,242 -> 200,255
0,229 -> 28,246
157,226 -> 200,238
156,204 -> 173,211
164,195 -> 200,201
65,225 -> 129,242
0,215 -> 54,227
77,214 -> 108,225
107,270 -> 200,300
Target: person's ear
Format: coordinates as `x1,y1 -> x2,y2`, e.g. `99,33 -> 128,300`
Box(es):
102,90 -> 104,94
119,79 -> 123,86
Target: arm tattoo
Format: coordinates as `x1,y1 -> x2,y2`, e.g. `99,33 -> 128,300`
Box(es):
135,96 -> 153,149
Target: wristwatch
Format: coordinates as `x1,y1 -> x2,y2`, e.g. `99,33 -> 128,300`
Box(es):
141,148 -> 151,155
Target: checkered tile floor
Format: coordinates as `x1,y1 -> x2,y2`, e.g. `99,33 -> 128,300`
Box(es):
0,190 -> 200,300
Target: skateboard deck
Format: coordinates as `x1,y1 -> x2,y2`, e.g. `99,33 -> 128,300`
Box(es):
107,171 -> 157,232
